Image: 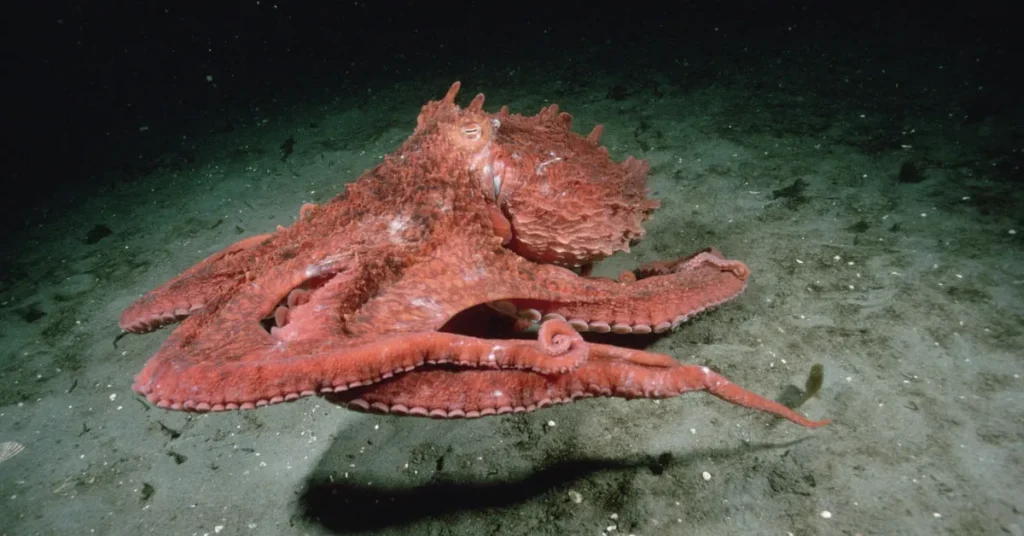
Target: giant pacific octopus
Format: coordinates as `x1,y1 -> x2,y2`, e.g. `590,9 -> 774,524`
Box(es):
119,82 -> 828,428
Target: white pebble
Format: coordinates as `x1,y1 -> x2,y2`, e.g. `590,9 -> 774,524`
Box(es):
820,510 -> 832,519
702,471 -> 712,481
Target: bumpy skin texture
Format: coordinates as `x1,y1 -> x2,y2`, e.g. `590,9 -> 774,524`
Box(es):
120,82 -> 827,429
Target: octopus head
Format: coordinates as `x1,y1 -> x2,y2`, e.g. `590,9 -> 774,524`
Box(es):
418,82 -> 660,267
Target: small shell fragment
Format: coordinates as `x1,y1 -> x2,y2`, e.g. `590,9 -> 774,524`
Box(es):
0,441 -> 25,463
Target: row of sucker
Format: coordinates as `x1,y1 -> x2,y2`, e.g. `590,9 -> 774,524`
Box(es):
487,292 -> 742,335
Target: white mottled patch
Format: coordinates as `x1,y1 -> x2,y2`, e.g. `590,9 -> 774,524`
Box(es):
536,152 -> 563,174
468,144 -> 493,172
410,297 -> 438,308
486,345 -> 505,362
492,175 -> 503,198
409,297 -> 446,320
388,214 -> 410,242
305,253 -> 349,277
460,258 -> 488,282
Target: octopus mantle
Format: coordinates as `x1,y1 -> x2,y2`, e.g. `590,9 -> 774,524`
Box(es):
120,82 -> 828,429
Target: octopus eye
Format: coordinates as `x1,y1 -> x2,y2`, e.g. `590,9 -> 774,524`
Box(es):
461,123 -> 482,140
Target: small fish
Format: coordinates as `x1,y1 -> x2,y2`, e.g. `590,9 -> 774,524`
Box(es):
280,136 -> 296,162
798,364 -> 825,406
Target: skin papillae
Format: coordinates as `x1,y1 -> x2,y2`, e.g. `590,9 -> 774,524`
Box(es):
119,82 -> 829,429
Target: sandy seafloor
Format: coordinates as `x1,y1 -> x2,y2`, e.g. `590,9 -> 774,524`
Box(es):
1,42 -> 1022,536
